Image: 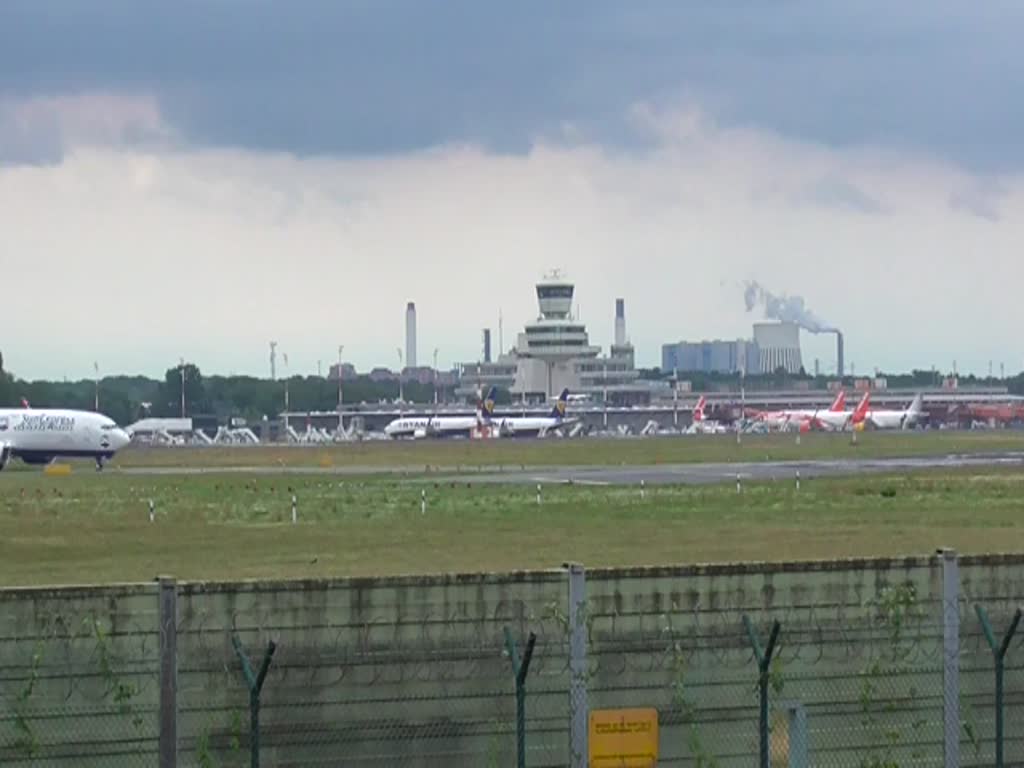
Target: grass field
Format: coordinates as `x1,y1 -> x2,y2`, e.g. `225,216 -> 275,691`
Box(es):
96,429 -> 1024,470
2,467 -> 1023,585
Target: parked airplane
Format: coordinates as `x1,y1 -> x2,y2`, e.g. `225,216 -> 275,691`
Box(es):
383,411 -> 483,439
686,396 -> 729,434
861,393 -> 925,430
811,391 -> 872,431
0,408 -> 132,471
747,390 -> 847,430
481,388 -> 579,437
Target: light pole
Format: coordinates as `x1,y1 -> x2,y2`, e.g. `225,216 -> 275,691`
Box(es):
179,358 -> 186,418
283,353 -> 290,412
433,348 -> 439,406
282,353 -> 290,440
337,344 -> 345,434
396,348 -> 404,404
93,362 -> 100,412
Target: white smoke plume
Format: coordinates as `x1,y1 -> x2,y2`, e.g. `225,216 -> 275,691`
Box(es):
743,281 -> 835,333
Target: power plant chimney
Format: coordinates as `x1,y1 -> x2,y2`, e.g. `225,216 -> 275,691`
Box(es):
482,328 -> 492,363
405,302 -> 417,369
614,298 -> 626,347
835,330 -> 844,379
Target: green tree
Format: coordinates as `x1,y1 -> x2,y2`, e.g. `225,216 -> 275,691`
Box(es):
160,363 -> 208,416
0,351 -> 13,406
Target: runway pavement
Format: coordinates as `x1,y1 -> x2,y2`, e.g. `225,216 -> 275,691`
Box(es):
114,452 -> 1024,485
454,453 -> 1024,486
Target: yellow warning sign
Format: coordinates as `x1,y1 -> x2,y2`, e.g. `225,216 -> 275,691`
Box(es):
589,708 -> 659,767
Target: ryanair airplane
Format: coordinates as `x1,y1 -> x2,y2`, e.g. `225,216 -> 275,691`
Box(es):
0,405 -> 132,471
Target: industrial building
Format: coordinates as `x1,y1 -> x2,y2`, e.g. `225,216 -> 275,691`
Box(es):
661,339 -> 760,375
663,321 -> 809,375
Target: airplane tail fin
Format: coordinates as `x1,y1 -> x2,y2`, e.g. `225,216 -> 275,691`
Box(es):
852,391 -> 870,423
20,397 -> 30,409
482,386 -> 498,418
908,393 -> 924,414
830,390 -> 846,412
693,395 -> 707,422
550,388 -> 569,420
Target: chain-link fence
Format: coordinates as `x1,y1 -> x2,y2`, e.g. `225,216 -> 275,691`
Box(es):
3,552 -> 1024,766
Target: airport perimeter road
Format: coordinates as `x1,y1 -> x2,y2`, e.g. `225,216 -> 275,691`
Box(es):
443,453 -> 1024,486
112,452 -> 1024,485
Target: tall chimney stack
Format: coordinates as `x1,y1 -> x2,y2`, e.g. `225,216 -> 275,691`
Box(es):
614,298 -> 626,347
405,302 -> 417,369
835,330 -> 844,379
482,328 -> 492,363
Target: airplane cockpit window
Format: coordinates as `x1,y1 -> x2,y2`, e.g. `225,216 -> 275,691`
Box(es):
101,422 -> 118,431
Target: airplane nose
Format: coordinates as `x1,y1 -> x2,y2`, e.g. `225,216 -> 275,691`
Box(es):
116,427 -> 133,448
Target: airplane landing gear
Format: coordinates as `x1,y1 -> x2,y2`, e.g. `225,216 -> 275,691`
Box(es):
0,447 -> 10,472
95,456 -> 105,472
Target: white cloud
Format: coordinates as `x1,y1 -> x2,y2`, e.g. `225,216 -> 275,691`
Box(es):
1,98 -> 1021,380
0,91 -> 171,164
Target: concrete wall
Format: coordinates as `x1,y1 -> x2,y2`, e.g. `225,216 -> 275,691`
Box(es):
1,555 -> 1023,766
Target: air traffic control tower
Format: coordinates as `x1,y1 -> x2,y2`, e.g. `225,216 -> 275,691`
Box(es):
511,270 -> 600,400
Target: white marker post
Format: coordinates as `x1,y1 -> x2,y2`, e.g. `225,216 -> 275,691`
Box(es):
736,474 -> 742,494
796,470 -> 801,492
421,489 -> 426,515
291,495 -> 297,525
640,479 -> 646,500
796,433 -> 801,446
537,483 -> 542,506
148,499 -> 155,523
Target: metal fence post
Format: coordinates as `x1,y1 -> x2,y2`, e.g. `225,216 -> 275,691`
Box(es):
566,562 -> 588,767
780,701 -> 808,768
743,615 -> 780,768
158,576 -> 177,768
504,626 -> 537,768
975,604 -> 1022,768
940,548 -> 960,768
232,634 -> 277,768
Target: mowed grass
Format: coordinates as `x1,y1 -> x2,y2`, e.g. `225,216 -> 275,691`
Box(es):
109,429 -> 1024,470
1,468 -> 1023,585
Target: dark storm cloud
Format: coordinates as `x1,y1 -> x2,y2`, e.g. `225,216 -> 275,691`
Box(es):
2,0 -> 1023,169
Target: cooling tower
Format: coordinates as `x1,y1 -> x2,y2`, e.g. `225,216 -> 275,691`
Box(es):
753,322 -> 803,374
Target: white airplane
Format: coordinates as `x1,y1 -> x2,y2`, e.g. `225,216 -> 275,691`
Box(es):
861,393 -> 925,430
383,391 -> 492,439
0,405 -> 132,471
481,387 -> 579,438
746,390 -> 848,431
383,412 -> 483,439
812,390 -> 871,431
686,396 -> 729,434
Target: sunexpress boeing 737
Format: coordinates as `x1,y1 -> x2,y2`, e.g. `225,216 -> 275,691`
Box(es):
0,406 -> 132,471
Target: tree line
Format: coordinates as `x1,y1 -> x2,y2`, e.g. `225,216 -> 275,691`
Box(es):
2,353 -> 1021,427
0,358 -> 455,427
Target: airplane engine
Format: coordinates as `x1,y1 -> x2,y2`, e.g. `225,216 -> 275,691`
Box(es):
413,427 -> 428,439
21,454 -> 55,466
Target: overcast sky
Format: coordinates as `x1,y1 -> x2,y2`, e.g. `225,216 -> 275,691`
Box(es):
2,1 -> 1023,379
